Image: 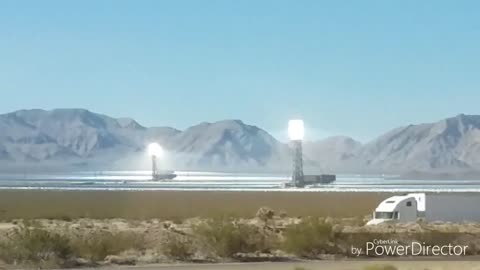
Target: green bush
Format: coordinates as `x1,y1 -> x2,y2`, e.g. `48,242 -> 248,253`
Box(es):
283,217 -> 334,258
194,217 -> 264,258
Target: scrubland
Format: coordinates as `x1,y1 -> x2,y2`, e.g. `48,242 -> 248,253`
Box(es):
1,207 -> 480,268
1,191 -> 479,269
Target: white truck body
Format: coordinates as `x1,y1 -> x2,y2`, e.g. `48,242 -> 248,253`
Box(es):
367,193 -> 480,225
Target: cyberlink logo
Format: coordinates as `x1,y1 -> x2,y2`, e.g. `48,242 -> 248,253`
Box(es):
350,239 -> 468,257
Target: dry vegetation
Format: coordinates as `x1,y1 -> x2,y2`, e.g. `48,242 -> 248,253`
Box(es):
1,191 -> 479,269
1,207 -> 480,269
283,218 -> 335,258
0,222 -> 148,268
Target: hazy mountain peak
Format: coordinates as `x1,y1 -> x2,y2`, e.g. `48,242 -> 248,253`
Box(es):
116,118 -> 145,130
51,108 -> 91,114
216,119 -> 245,125
320,136 -> 361,144
193,119 -> 246,127
359,113 -> 480,172
183,119 -> 252,134
303,136 -> 362,171
167,118 -> 287,169
212,119 -> 254,131
12,109 -> 48,116
446,114 -> 480,127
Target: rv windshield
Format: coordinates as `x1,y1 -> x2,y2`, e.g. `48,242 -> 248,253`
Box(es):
375,212 -> 394,219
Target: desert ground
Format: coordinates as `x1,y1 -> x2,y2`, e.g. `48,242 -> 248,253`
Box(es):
1,191 -> 480,269
0,190 -> 389,220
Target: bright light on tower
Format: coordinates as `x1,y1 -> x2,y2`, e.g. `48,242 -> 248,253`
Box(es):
148,143 -> 163,157
288,120 -> 305,141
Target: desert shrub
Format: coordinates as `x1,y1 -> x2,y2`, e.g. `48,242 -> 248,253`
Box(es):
72,231 -> 146,261
255,207 -> 280,251
194,217 -> 264,258
363,264 -> 398,270
168,216 -> 184,225
283,217 -> 334,258
0,225 -> 73,267
162,233 -> 195,261
256,207 -> 275,223
45,215 -> 73,222
0,225 -> 148,266
349,216 -> 366,227
279,211 -> 288,218
413,231 -> 458,249
293,267 -> 310,270
22,219 -> 42,228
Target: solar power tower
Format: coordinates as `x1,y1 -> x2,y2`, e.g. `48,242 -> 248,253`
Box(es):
288,120 -> 305,187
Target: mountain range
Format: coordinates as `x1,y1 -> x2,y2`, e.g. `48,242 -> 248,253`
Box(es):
0,109 -> 479,175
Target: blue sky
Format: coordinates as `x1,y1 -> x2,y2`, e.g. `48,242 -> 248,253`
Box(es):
0,0 -> 479,142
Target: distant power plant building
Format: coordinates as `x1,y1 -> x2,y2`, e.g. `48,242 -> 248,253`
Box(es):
287,120 -> 336,188
288,120 -> 305,187
147,143 -> 177,181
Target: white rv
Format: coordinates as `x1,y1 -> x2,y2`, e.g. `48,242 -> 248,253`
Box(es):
367,193 -> 480,225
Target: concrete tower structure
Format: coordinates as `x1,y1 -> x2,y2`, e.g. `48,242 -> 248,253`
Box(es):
288,120 -> 305,187
148,143 -> 163,181
151,155 -> 158,180
291,140 -> 304,187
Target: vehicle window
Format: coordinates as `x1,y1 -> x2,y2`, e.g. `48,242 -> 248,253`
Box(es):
375,212 -> 394,219
406,201 -> 412,207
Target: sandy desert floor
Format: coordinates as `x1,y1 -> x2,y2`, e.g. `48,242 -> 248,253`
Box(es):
0,190 -> 389,220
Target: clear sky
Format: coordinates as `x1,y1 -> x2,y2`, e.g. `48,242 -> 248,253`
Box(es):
1,0 -> 479,142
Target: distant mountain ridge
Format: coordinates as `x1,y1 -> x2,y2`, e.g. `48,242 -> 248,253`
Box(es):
0,109 -> 141,161
303,136 -> 362,171
357,114 -> 480,173
0,109 -> 291,171
1,109 -> 480,174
